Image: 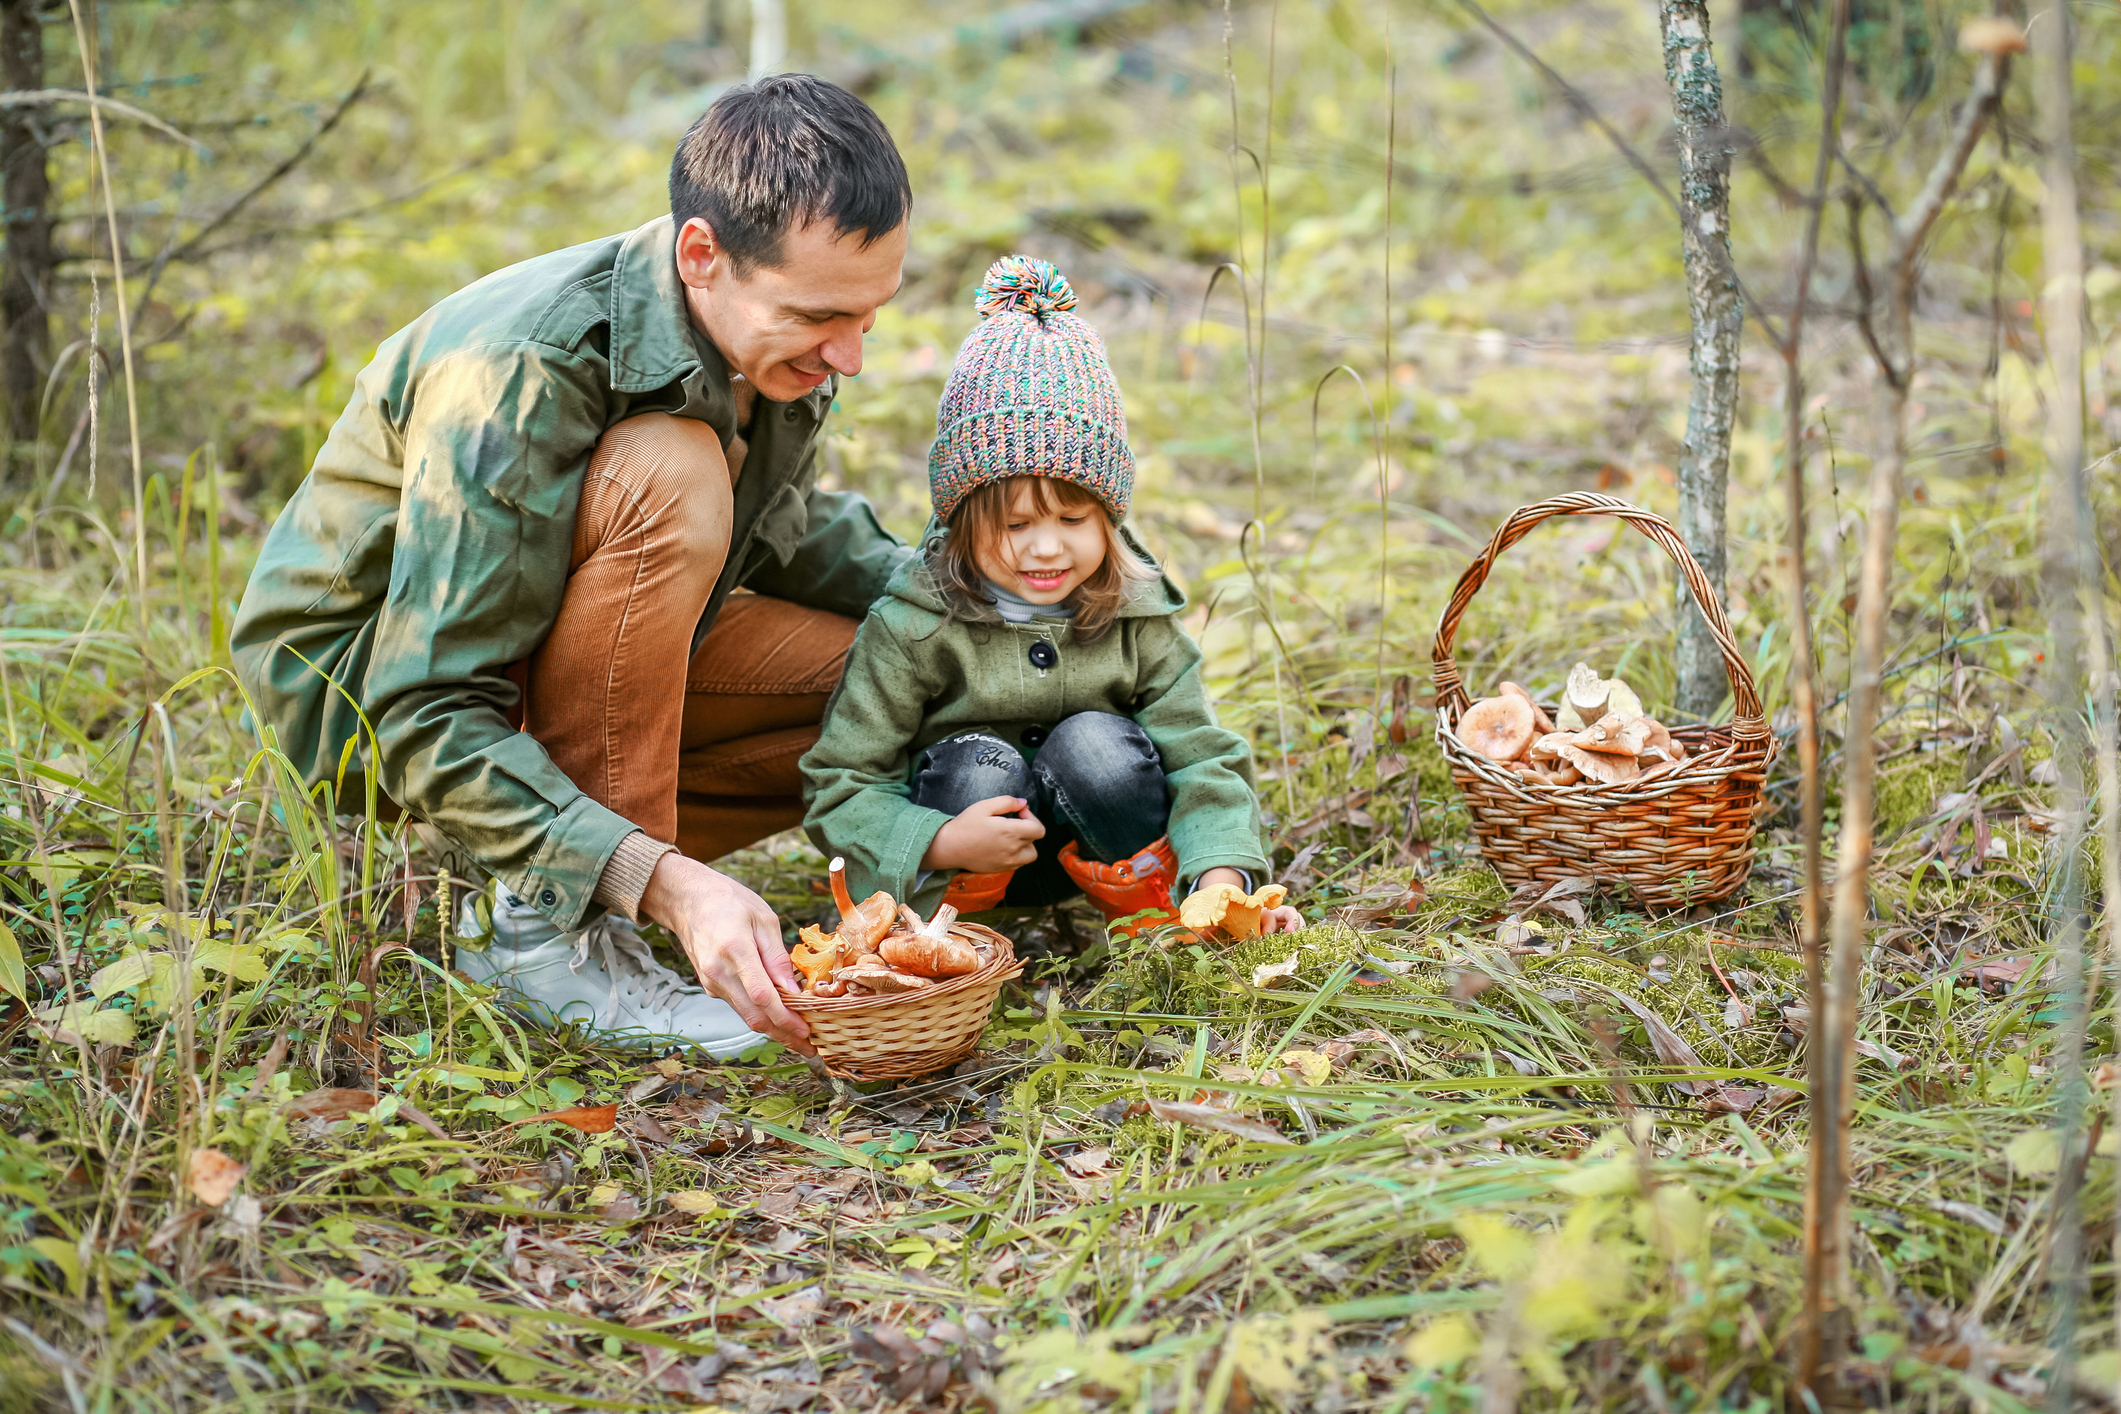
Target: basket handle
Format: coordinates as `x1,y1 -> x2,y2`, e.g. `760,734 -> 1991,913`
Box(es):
1430,492 -> 1769,741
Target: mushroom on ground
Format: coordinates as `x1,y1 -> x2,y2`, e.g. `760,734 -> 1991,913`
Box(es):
1457,694 -> 1536,763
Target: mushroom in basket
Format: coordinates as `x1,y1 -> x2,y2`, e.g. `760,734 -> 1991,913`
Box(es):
785,858 -> 996,998
1451,662 -> 1687,788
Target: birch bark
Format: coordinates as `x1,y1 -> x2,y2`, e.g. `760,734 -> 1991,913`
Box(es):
1657,0 -> 1741,721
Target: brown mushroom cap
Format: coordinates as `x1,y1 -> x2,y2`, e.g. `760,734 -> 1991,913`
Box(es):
1558,742 -> 1642,786
1529,731 -> 1572,764
1459,695 -> 1536,763
1502,682 -> 1558,735
1570,712 -> 1640,757
1639,718 -> 1684,762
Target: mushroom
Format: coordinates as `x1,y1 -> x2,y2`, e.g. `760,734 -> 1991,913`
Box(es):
827,857 -> 898,953
1557,742 -> 1642,786
1528,731 -> 1572,765
1562,662 -> 1609,726
789,924 -> 841,990
839,964 -> 932,995
1639,718 -> 1686,764
1572,712 -> 1653,757
1179,882 -> 1291,939
1606,679 -> 1644,721
881,903 -> 980,977
1457,694 -> 1536,763
1499,681 -> 1556,735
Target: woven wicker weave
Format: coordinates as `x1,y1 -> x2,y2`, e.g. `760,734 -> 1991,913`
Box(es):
1431,493 -> 1779,910
783,923 -> 1024,1080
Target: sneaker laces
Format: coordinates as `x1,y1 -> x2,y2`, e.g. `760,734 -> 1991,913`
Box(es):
567,918 -> 698,1018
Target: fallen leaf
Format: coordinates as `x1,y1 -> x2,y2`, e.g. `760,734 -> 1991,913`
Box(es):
1964,956 -> 2032,993
1252,953 -> 1300,989
286,1087 -> 381,1120
665,1190 -> 725,1216
627,1073 -> 668,1104
1853,1038 -> 1914,1071
510,1103 -> 619,1134
1061,1146 -> 1112,1178
1447,968 -> 1493,1001
1146,1098 -> 1286,1145
187,1148 -> 247,1206
1703,1086 -> 1764,1115
1722,996 -> 1753,1029
757,1285 -> 824,1329
1278,1050 -> 1332,1085
1598,992 -> 1709,1094
600,1193 -> 641,1222
1298,1249 -> 1354,1283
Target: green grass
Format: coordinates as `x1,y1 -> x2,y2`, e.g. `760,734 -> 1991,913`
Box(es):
1,0 -> 2117,1409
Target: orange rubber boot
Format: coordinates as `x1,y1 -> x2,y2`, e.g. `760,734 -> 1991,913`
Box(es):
942,868 -> 1015,912
1059,837 -> 1180,937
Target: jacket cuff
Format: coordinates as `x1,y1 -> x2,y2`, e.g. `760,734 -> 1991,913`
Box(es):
593,831 -> 678,923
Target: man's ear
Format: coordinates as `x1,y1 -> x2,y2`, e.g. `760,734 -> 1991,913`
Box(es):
674,217 -> 723,290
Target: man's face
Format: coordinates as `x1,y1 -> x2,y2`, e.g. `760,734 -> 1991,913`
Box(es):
676,216 -> 908,403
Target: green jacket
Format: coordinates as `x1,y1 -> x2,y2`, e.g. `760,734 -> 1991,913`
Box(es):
799,528 -> 1270,914
231,217 -> 911,928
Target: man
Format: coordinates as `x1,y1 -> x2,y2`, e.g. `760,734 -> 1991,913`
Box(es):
232,75 -> 915,1059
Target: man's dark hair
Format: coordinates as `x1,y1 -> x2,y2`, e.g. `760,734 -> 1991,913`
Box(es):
670,74 -> 911,273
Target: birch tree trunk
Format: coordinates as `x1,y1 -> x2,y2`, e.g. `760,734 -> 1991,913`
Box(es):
1657,0 -> 1742,721
0,0 -> 50,458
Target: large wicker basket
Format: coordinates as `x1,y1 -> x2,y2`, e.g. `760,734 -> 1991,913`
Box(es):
1431,493 -> 1779,910
784,922 -> 1024,1081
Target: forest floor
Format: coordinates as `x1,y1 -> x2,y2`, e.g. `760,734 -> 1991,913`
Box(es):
2,0 -> 2118,1410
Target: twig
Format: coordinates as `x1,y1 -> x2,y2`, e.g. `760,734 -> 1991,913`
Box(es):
156,72 -> 372,275
1788,4 -> 1850,1394
0,86 -> 207,152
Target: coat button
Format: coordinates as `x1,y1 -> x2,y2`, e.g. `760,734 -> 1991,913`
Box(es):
1028,640 -> 1058,670
1021,725 -> 1048,748
540,889 -> 556,907
784,405 -> 800,421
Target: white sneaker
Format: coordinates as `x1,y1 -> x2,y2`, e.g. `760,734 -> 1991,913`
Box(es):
456,892 -> 766,1060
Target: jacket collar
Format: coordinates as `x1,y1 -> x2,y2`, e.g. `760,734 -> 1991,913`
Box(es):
607,217 -> 736,426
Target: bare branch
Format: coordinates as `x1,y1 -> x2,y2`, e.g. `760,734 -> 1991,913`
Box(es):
0,86 -> 207,152
159,71 -> 372,272
1842,193 -> 1895,385
1889,53 -> 2008,268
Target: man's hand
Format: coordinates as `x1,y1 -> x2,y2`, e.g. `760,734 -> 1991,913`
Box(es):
639,853 -> 813,1054
921,796 -> 1045,874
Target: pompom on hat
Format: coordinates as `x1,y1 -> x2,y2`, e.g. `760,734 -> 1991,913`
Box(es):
928,255 -> 1135,521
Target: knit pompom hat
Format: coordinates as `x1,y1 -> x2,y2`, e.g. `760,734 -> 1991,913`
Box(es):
927,255 -> 1135,521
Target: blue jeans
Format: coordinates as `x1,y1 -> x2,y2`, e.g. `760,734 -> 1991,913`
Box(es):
909,712 -> 1170,907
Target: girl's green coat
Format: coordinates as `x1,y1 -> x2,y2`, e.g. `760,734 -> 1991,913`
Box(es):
799,529 -> 1271,913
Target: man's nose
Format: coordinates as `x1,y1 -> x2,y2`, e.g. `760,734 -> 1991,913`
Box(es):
819,320 -> 865,377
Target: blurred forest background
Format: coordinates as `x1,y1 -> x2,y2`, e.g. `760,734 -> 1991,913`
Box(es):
1,0 -> 2118,1409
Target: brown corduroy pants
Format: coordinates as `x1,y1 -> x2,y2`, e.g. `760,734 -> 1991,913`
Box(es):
519,412 -> 858,863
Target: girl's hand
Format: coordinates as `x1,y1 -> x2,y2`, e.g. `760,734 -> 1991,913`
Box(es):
922,796 -> 1046,874
1194,867 -> 1305,935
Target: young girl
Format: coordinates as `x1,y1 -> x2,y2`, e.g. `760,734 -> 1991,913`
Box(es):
800,256 -> 1302,935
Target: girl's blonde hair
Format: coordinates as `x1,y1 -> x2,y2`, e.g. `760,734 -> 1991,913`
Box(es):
929,475 -> 1156,643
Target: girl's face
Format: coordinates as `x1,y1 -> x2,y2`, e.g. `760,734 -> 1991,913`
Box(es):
974,480 -> 1109,604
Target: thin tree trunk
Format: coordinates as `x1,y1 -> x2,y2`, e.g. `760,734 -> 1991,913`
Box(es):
0,0 -> 51,458
2032,5 -> 2092,1406
1790,0 -> 1850,1394
1820,37 -> 2009,1335
1657,0 -> 1742,722
748,0 -> 785,80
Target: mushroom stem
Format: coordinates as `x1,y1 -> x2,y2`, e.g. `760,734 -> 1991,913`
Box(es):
829,856 -> 857,921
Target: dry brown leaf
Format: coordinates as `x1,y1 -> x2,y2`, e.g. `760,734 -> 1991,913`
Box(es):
1600,992 -> 1709,1094
1251,952 -> 1301,989
1061,1146 -> 1112,1178
512,1103 -> 619,1134
187,1147 -> 247,1206
286,1087 -> 382,1121
664,1190 -> 724,1214
1145,1098 -> 1285,1145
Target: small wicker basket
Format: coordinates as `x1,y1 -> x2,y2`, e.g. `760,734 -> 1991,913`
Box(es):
783,922 -> 1024,1081
1431,493 -> 1779,910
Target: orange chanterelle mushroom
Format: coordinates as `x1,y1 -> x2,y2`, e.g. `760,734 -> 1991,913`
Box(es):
783,861 -> 993,998
1179,882 -> 1291,940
